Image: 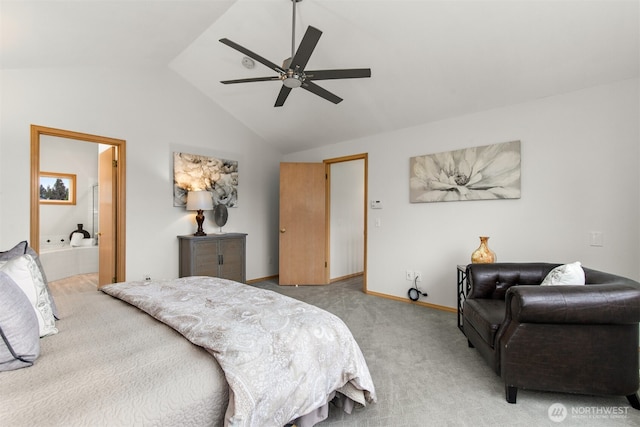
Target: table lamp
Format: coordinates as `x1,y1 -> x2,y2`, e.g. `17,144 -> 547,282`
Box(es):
186,190 -> 213,236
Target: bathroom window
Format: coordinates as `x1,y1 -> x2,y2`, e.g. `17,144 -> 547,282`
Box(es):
39,172 -> 76,205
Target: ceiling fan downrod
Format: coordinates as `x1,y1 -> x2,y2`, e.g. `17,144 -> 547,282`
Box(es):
291,0 -> 299,60
281,0 -> 304,88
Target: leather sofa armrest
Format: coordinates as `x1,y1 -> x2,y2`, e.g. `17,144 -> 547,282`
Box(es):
506,284 -> 640,324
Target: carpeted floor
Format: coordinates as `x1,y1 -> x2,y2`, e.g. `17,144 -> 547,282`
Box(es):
251,276 -> 640,426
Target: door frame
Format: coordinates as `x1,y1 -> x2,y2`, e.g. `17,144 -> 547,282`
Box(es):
324,153 -> 368,292
30,124 -> 127,282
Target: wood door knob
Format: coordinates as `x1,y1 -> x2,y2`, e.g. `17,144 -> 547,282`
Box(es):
280,228 -> 286,233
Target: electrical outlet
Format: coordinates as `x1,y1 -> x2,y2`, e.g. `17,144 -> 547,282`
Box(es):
405,270 -> 414,281
143,274 -> 151,281
415,271 -> 423,282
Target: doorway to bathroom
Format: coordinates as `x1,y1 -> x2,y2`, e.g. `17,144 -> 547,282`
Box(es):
30,125 -> 126,286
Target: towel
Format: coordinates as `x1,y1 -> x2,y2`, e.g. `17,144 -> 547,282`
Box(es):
69,233 -> 84,247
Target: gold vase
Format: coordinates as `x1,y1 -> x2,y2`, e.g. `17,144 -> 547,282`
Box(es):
471,236 -> 496,264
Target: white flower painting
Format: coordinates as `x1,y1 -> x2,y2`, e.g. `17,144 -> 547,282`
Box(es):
173,152 -> 238,207
410,141 -> 521,203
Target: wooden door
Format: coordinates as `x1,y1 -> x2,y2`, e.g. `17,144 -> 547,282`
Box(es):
279,162 -> 328,285
98,147 -> 117,287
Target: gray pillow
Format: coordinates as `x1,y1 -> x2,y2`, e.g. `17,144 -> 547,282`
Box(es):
0,241 -> 59,319
0,272 -> 40,371
0,241 -> 28,260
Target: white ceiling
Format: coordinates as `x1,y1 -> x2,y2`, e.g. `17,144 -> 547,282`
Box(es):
2,0 -> 638,153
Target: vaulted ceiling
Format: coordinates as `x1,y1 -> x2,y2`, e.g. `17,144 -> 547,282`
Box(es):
2,0 -> 638,153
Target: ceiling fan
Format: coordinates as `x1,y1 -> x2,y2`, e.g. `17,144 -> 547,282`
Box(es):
219,0 -> 371,107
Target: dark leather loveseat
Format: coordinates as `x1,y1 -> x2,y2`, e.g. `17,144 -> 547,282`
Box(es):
462,262 -> 640,409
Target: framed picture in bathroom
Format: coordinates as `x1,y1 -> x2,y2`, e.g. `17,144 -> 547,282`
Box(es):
39,172 -> 76,205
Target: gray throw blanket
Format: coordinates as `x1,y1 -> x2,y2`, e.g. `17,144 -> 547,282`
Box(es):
102,276 -> 376,426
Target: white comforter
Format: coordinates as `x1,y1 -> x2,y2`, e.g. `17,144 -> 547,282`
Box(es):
102,276 -> 376,426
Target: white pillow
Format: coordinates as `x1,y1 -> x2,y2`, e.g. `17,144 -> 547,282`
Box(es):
540,262 -> 586,286
0,255 -> 58,337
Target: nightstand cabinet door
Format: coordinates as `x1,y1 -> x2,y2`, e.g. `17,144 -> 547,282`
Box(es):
192,240 -> 219,277
218,238 -> 244,282
178,233 -> 247,283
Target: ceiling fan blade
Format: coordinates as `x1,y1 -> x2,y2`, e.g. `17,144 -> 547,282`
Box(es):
274,85 -> 293,107
219,38 -> 285,74
290,26 -> 322,70
305,68 -> 371,80
301,81 -> 343,104
221,76 -> 281,84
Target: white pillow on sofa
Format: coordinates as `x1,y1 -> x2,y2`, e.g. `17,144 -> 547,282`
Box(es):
540,261 -> 585,286
0,254 -> 58,337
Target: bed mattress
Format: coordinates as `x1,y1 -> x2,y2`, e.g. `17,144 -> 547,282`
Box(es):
0,274 -> 229,426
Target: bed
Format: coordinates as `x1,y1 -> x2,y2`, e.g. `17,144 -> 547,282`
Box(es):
0,247 -> 376,427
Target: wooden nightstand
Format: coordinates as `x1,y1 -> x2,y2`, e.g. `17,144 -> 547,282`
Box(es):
178,233 -> 247,283
457,264 -> 469,332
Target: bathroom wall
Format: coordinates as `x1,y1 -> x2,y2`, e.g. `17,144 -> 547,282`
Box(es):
39,135 -> 98,248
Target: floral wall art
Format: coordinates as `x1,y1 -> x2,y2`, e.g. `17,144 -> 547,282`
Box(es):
173,152 -> 238,207
410,140 -> 521,203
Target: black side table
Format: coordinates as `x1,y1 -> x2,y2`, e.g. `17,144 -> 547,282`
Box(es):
457,264 -> 470,332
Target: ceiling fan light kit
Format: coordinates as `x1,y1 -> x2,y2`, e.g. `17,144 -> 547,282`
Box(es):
219,0 -> 371,107
282,71 -> 303,88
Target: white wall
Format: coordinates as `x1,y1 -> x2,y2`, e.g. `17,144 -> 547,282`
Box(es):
330,159 -> 364,280
0,67 -> 282,282
2,65 -> 636,306
285,78 -> 640,309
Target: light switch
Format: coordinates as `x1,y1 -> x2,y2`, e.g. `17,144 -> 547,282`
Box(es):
589,232 -> 603,247
375,218 -> 381,227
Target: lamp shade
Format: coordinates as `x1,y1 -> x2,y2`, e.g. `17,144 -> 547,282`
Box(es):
186,190 -> 213,211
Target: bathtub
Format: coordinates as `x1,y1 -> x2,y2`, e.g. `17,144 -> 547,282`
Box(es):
39,237 -> 99,282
